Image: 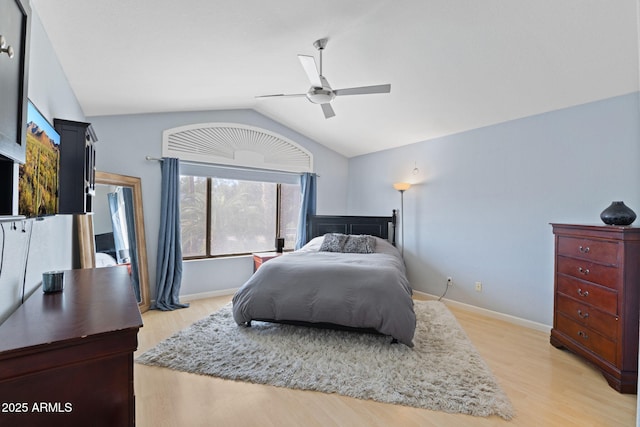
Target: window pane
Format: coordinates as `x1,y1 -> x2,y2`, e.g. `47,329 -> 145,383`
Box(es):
279,183 -> 301,250
180,175 -> 207,257
210,179 -> 277,255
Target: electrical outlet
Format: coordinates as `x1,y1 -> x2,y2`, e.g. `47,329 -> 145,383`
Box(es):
447,277 -> 453,286
475,282 -> 482,292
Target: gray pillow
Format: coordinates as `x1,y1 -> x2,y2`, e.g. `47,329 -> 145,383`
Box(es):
319,233 -> 348,252
343,235 -> 376,254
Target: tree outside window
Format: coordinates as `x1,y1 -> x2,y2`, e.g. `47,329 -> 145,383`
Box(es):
179,176 -> 301,258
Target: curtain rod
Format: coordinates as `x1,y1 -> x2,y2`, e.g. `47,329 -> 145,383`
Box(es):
144,156 -> 318,177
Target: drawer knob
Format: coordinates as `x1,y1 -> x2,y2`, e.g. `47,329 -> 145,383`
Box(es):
577,267 -> 590,275
577,288 -> 589,297
578,331 -> 589,339
579,245 -> 590,254
577,309 -> 589,319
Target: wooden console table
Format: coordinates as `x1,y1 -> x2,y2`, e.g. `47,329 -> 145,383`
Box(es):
0,267 -> 143,426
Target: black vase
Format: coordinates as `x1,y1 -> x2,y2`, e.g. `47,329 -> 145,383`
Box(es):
600,201 -> 636,226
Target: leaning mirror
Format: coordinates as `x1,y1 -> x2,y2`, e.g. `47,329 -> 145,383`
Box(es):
77,171 -> 150,312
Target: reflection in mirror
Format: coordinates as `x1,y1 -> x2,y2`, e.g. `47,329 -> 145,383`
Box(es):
94,184 -> 141,300
77,172 -> 150,312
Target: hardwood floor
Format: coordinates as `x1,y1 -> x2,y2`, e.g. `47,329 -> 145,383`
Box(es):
134,295 -> 637,427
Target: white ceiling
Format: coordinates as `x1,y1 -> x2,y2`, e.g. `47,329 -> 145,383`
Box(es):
32,0 -> 639,158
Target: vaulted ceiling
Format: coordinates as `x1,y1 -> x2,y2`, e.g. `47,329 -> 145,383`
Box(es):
32,0 -> 640,157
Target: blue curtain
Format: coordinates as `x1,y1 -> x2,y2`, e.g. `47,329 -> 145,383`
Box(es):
122,187 -> 141,302
107,192 -> 127,263
153,157 -> 189,311
295,172 -> 317,249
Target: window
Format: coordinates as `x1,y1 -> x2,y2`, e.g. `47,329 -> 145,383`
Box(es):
180,176 -> 301,258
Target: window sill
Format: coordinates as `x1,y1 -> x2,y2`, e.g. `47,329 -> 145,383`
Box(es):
183,254 -> 253,263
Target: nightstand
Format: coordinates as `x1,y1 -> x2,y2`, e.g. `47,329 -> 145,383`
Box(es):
253,252 -> 282,272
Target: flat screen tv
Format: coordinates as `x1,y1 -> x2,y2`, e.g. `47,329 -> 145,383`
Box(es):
18,101 -> 60,217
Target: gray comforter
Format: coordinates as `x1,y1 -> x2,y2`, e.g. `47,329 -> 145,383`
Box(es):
232,236 -> 416,346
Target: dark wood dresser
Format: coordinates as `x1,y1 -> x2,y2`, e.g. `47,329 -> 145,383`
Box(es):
550,223 -> 640,393
0,267 -> 143,426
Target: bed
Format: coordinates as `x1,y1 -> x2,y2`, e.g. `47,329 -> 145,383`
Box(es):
232,211 -> 416,346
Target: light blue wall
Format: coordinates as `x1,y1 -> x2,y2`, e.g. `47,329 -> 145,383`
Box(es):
89,109 -> 349,300
348,92 -> 640,326
0,8 -> 85,324
27,9 -> 85,123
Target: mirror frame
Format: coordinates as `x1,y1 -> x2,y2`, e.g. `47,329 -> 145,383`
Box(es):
78,171 -> 150,313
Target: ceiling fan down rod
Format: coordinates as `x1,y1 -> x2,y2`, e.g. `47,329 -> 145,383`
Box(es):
314,38 -> 328,77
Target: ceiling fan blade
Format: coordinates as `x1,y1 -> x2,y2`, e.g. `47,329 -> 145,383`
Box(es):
333,84 -> 391,97
321,103 -> 335,119
298,55 -> 323,88
255,93 -> 306,99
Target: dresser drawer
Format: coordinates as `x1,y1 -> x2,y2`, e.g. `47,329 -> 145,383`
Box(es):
557,236 -> 619,266
556,313 -> 617,364
556,255 -> 619,289
556,294 -> 618,338
556,275 -> 618,314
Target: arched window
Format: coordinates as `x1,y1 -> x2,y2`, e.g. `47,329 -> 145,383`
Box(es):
162,123 -> 313,173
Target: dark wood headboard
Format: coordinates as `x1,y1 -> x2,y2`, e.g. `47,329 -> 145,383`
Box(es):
306,210 -> 397,245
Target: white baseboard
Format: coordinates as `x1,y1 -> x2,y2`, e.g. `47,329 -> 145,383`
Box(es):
180,288 -> 238,302
413,290 -> 552,333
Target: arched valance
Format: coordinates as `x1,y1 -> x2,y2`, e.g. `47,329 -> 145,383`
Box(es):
162,123 -> 313,173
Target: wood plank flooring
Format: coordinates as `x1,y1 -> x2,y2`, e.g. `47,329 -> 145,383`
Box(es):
134,295 -> 636,427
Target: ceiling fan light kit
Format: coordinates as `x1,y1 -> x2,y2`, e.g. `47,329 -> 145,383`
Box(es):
257,38 -> 391,119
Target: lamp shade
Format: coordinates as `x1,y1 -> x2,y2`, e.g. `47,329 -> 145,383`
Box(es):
393,182 -> 411,191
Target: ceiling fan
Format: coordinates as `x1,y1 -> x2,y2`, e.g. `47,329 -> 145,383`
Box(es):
256,38 -> 391,119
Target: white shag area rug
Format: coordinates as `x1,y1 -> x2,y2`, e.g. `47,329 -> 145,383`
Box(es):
136,300 -> 514,419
